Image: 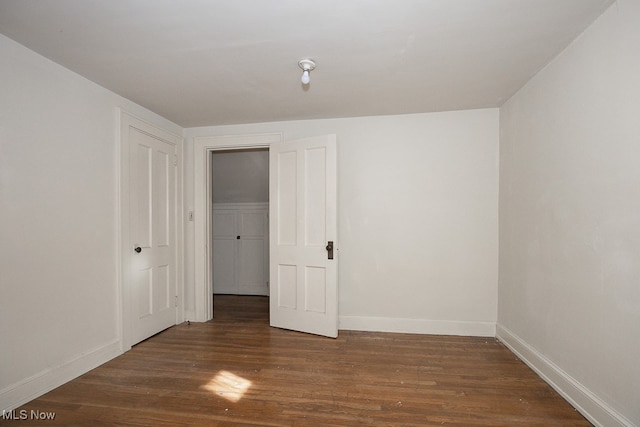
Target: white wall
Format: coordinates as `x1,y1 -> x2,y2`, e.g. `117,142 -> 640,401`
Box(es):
498,1 -> 640,425
212,149 -> 269,203
185,109 -> 499,336
0,34 -> 181,410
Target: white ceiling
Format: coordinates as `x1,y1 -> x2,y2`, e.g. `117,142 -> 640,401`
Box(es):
0,0 -> 613,128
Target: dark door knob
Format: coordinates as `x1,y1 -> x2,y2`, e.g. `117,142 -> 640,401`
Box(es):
134,246 -> 142,253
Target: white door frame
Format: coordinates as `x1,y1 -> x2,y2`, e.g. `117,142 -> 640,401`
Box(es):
118,110 -> 184,351
193,133 -> 283,321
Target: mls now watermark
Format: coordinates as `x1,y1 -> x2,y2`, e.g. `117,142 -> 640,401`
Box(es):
2,409 -> 56,421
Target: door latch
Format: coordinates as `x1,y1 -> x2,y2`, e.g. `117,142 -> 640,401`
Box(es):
326,241 -> 334,260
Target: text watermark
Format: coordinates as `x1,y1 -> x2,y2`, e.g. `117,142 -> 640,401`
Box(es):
2,410 -> 56,421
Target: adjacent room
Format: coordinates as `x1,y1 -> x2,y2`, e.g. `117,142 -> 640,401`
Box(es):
1,1 -> 638,425
211,149 -> 270,302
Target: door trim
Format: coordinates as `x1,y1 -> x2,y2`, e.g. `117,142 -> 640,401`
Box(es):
193,133 -> 282,321
118,110 -> 184,350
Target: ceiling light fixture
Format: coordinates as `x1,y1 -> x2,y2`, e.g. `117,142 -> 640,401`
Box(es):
298,59 -> 316,85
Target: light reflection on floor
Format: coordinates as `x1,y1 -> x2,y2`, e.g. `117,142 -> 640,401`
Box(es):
201,370 -> 252,402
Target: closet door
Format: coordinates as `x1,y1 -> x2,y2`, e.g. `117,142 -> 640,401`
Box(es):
213,203 -> 269,295
238,210 -> 269,295
212,210 -> 238,294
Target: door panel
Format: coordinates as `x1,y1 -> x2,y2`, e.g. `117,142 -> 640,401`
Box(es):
278,264 -> 298,309
238,238 -> 265,293
136,144 -> 152,246
305,266 -> 326,313
213,238 -> 236,294
276,150 -> 297,246
213,211 -> 237,238
269,135 -> 337,338
240,211 -> 265,236
154,151 -> 170,246
156,264 -> 170,311
212,211 -> 237,294
130,128 -> 177,344
304,147 -> 326,246
238,210 -> 268,294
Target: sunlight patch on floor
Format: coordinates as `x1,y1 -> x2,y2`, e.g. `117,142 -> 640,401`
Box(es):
201,370 -> 252,402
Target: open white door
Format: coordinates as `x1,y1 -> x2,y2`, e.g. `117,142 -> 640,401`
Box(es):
269,135 -> 338,338
128,125 -> 178,344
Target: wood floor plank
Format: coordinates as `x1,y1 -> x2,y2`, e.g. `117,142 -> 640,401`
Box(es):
3,295 -> 591,426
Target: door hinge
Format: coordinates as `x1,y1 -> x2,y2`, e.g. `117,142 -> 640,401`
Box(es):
173,154 -> 178,166
175,295 -> 179,307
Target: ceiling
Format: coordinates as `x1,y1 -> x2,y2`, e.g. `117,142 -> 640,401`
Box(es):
0,0 -> 614,128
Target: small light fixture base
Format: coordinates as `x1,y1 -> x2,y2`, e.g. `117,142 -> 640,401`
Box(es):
298,59 -> 316,85
298,59 -> 316,72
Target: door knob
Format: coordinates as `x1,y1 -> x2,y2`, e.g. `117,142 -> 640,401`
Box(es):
326,241 -> 334,260
134,246 -> 142,253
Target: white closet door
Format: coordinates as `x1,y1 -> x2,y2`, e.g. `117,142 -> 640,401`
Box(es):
238,210 -> 269,295
213,204 -> 269,296
212,210 -> 237,294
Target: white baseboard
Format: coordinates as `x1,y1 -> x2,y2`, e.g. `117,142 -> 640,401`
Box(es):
496,324 -> 635,427
0,339 -> 122,412
183,309 -> 196,323
339,315 -> 496,337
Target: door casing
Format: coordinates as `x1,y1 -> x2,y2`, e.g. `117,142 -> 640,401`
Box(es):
193,133 -> 283,321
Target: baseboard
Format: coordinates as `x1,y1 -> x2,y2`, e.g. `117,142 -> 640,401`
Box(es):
339,315 -> 496,337
0,339 -> 122,412
184,309 -> 196,323
496,324 -> 635,427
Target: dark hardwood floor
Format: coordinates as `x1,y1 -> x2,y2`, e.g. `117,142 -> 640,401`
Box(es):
4,295 -> 591,426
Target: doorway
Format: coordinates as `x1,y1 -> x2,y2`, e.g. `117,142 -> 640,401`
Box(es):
193,133 -> 282,322
211,149 -> 269,315
192,133 -> 338,338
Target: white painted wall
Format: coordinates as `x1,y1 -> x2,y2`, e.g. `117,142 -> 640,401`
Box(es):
212,149 -> 269,203
0,34 -> 181,410
184,109 -> 499,336
498,1 -> 640,425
